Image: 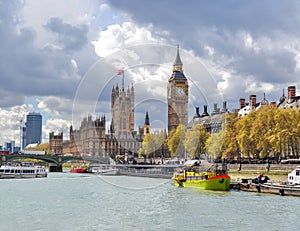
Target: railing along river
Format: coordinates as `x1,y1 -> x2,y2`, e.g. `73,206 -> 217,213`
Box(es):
116,164 -> 179,179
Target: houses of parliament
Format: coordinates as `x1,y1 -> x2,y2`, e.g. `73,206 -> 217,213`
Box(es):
49,46 -> 189,157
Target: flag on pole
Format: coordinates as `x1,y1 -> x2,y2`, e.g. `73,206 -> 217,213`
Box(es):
117,70 -> 123,75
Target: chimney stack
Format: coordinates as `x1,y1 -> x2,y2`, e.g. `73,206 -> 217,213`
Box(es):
239,98 -> 245,109
211,103 -> 219,115
249,95 -> 257,107
270,102 -> 277,108
202,105 -> 209,117
193,107 -> 201,118
221,101 -> 227,113
288,85 -> 296,99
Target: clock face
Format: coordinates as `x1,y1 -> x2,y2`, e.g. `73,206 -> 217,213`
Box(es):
176,87 -> 185,96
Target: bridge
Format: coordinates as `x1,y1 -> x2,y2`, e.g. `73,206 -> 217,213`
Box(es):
0,154 -> 110,172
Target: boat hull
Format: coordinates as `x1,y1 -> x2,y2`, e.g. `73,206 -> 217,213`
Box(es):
173,174 -> 231,191
91,168 -> 118,175
70,168 -> 87,173
0,162 -> 47,179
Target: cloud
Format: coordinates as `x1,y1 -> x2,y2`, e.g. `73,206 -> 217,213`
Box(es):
44,17 -> 89,51
42,118 -> 71,141
107,0 -> 300,107
92,21 -> 164,57
2,0 -> 300,145
0,104 -> 34,146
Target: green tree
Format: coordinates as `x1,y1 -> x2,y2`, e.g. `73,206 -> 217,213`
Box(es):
184,124 -> 210,159
168,124 -> 186,158
139,131 -> 166,158
206,131 -> 224,160
223,112 -> 240,159
236,111 -> 256,158
250,106 -> 275,158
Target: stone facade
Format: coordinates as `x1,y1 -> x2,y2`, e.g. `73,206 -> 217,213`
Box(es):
168,46 -> 189,133
49,132 -> 63,154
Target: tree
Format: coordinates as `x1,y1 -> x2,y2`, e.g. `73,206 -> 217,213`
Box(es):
168,124 -> 186,158
206,131 -> 224,160
139,131 -> 166,159
250,106 -> 275,158
36,143 -> 50,154
184,124 -> 210,159
139,133 -> 151,158
236,111 -> 256,158
223,112 -> 240,159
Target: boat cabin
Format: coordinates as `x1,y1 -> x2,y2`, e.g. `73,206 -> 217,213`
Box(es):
288,166 -> 300,185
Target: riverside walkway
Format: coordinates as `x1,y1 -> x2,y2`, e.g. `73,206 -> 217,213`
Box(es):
115,163 -> 298,179
116,164 -> 177,179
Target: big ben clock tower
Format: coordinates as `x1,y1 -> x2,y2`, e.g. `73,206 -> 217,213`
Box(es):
168,45 -> 189,134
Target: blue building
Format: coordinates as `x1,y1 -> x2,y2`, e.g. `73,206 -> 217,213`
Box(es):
25,112 -> 42,146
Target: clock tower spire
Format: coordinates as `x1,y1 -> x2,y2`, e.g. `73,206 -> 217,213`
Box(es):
167,45 -> 189,134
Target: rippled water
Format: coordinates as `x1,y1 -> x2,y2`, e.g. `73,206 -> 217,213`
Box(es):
0,173 -> 299,231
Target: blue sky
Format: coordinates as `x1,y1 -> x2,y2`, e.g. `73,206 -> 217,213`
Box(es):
0,0 -> 300,146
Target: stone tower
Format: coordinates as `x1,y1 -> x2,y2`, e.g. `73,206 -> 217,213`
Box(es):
167,45 -> 189,133
111,74 -> 135,135
49,132 -> 63,154
143,112 -> 150,135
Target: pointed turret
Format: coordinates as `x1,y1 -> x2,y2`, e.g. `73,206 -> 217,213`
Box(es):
173,44 -> 183,72
279,88 -> 286,103
143,112 -> 150,135
170,45 -> 186,80
261,92 -> 269,106
144,112 -> 150,126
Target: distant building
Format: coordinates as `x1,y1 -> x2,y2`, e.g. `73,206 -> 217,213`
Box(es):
50,78 -> 142,157
277,85 -> 300,109
49,132 -> 63,154
25,112 -> 42,146
188,102 -> 228,133
143,112 -> 150,135
168,45 -> 189,133
237,85 -> 300,117
111,81 -> 135,135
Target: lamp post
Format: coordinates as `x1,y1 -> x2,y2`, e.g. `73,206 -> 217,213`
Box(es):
238,150 -> 242,171
19,120 -> 22,151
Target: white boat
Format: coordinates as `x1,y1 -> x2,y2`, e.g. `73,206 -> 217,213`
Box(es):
0,162 -> 47,179
288,166 -> 300,185
89,164 -> 118,175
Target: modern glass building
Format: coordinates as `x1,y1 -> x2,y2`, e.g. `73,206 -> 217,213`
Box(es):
25,112 -> 42,146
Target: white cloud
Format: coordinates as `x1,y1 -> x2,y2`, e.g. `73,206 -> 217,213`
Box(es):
43,118 -> 71,141
92,22 -> 162,57
0,104 -> 34,147
243,32 -> 261,54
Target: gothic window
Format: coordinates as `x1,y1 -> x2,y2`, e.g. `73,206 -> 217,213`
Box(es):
123,118 -> 126,129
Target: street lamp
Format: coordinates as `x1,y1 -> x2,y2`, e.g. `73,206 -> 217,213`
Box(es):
19,120 -> 22,151
238,150 -> 242,171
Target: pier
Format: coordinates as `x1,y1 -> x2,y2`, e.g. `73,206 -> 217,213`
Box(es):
230,181 -> 300,197
116,164 -> 176,179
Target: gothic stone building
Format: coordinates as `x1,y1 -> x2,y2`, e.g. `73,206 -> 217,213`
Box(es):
50,46 -> 189,158
168,45 -> 189,133
58,81 -> 145,158
49,132 -> 63,154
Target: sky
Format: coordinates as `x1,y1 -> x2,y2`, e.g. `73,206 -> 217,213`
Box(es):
1,0 -> 300,147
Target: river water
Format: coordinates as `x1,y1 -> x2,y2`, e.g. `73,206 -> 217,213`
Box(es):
0,173 -> 299,231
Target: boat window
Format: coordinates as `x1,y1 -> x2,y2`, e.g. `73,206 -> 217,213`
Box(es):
5,169 -> 10,173
296,170 -> 300,176
0,169 -> 3,173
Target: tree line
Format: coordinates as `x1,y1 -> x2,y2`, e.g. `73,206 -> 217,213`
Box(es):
139,106 -> 300,161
